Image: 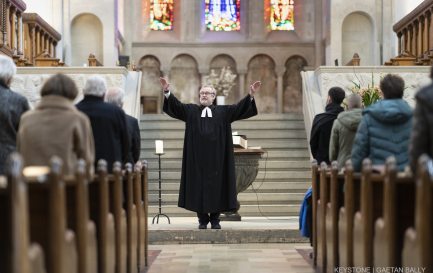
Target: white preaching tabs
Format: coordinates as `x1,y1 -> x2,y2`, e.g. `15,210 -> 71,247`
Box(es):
201,107 -> 212,118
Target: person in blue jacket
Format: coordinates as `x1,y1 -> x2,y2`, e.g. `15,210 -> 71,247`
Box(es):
351,74 -> 413,172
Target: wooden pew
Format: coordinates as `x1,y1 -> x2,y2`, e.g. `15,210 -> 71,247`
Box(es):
402,155 -> 433,270
373,157 -> 415,267
0,153 -> 46,273
125,163 -> 138,273
338,161 -> 361,268
353,159 -> 384,267
111,162 -> 128,273
133,162 -> 144,272
88,160 -> 116,273
311,160 -> 319,266
64,159 -> 98,273
316,162 -> 330,272
141,160 -> 149,267
26,157 -> 78,273
325,161 -> 345,271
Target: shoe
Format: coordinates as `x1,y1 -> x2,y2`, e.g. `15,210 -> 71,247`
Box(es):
198,224 -> 207,229
211,223 -> 221,229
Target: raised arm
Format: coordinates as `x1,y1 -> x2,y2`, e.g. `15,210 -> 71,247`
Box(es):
160,77 -> 188,121
227,81 -> 261,122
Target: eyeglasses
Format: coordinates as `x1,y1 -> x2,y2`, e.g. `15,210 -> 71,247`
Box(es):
199,91 -> 215,96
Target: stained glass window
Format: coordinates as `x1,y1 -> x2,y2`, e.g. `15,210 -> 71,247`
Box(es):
205,0 -> 240,31
150,0 -> 174,30
270,0 -> 294,31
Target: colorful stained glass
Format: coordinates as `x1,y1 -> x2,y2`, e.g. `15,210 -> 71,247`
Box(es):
270,0 -> 294,31
205,0 -> 240,31
150,0 -> 174,30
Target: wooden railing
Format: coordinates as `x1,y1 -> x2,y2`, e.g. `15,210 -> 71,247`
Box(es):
0,0 -> 27,59
22,13 -> 61,66
387,0 -> 433,66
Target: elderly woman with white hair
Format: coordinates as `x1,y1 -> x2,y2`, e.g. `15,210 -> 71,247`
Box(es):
0,55 -> 30,175
76,76 -> 129,172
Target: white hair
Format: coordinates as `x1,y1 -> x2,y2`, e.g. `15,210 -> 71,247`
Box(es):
0,55 -> 17,85
347,93 -> 362,109
83,75 -> 107,97
105,87 -> 124,108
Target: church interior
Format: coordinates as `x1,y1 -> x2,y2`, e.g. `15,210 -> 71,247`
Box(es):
1,0 -> 433,272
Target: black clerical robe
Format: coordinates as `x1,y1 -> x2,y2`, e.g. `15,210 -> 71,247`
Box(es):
163,94 -> 258,213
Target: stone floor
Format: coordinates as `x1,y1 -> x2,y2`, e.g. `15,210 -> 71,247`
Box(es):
146,217 -> 314,273
146,243 -> 314,273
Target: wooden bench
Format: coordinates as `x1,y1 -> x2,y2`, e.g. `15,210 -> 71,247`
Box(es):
0,153 -> 46,273
64,159 -> 98,273
373,157 -> 415,267
26,157 -> 78,273
402,155 -> 433,270
88,160 -> 116,273
325,162 -> 345,271
338,161 -> 361,268
316,162 -> 331,272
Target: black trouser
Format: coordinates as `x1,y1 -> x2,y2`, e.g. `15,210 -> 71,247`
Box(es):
197,212 -> 220,225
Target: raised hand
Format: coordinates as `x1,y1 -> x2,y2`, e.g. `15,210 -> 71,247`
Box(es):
160,77 -> 170,91
249,81 -> 261,97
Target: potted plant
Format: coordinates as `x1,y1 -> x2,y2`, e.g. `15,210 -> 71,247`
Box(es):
204,66 -> 237,105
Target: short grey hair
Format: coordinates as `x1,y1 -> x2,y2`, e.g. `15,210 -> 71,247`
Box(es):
83,75 -> 107,97
0,55 -> 17,85
105,87 -> 124,108
347,94 -> 362,109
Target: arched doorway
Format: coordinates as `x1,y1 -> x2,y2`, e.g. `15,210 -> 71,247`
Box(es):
71,14 -> 103,66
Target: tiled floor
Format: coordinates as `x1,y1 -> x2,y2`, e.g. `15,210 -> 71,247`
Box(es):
146,243 -> 315,273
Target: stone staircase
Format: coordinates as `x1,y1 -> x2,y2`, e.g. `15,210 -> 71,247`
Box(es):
140,113 -> 311,217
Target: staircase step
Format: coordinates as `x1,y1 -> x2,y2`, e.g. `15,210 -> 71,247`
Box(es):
148,181 -> 309,193
148,204 -> 301,216
141,112 -> 311,217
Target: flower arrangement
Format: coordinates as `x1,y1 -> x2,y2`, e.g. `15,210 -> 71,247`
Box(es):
350,75 -> 383,107
204,66 -> 237,97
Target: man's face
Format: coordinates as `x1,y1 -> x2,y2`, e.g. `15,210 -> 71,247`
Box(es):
199,87 -> 216,106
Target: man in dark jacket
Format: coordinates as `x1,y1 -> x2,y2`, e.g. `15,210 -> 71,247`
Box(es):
310,87 -> 346,165
410,67 -> 433,173
0,55 -> 30,175
76,76 -> 129,172
352,74 -> 412,172
160,77 -> 261,229
105,87 -> 141,164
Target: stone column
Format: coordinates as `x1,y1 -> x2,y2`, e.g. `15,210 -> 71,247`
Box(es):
426,13 -> 431,54
9,6 -> 15,53
398,32 -> 402,54
5,2 -> 11,47
36,28 -> 40,56
237,71 -> 246,101
314,0 -> 323,67
17,12 -> 22,55
276,67 -> 284,114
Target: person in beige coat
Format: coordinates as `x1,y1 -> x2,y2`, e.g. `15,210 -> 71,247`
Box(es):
329,94 -> 363,170
18,74 -> 95,176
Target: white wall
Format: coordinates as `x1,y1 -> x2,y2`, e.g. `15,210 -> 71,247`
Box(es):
393,0 -> 424,23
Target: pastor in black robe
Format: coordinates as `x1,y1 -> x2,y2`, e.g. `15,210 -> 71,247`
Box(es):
163,93 -> 258,213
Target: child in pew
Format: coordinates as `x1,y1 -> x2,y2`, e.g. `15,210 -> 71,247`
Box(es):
17,74 -> 95,176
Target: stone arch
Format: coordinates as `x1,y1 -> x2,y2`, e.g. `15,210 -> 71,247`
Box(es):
283,55 -> 307,113
169,54 -> 200,104
209,54 -> 239,104
246,54 -> 277,113
342,12 -> 374,65
138,55 -> 162,113
71,13 -> 103,66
